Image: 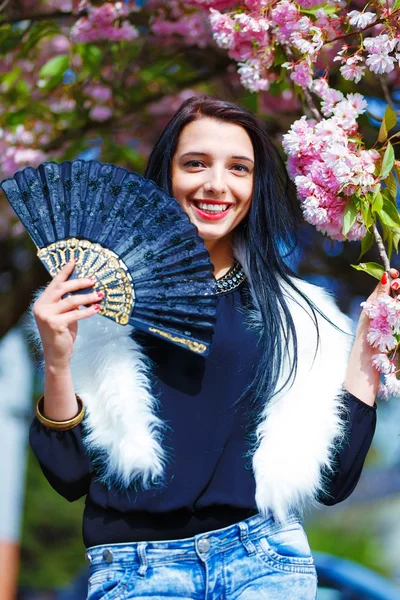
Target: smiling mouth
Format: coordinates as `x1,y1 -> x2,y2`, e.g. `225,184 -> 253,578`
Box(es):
191,200 -> 233,214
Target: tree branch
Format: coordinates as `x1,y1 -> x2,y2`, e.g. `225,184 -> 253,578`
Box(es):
372,222 -> 391,272
303,88 -> 322,122
0,8 -> 149,26
326,9 -> 400,45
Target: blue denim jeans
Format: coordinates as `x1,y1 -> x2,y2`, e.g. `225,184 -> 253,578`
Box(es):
85,512 -> 317,599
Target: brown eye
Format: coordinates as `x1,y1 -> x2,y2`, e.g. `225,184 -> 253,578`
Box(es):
232,164 -> 249,173
184,160 -> 204,168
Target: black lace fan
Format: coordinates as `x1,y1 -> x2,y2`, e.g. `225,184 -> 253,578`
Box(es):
1,160 -> 218,355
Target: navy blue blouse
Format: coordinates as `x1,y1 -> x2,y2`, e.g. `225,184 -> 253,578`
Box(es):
29,280 -> 377,548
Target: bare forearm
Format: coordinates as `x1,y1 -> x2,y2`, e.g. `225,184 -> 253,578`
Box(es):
44,361 -> 79,421
344,313 -> 378,407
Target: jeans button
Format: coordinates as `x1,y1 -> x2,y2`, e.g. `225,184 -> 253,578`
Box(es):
198,537 -> 210,553
102,549 -> 114,563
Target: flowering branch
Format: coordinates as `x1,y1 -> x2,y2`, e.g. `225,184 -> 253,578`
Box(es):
372,222 -> 391,273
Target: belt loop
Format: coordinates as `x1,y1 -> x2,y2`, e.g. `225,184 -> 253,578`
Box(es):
137,542 -> 148,578
238,521 -> 256,556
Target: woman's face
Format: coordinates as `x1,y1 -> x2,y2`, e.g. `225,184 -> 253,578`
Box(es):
171,117 -> 254,245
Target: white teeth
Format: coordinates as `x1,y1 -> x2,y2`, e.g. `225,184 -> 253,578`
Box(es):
196,202 -> 230,212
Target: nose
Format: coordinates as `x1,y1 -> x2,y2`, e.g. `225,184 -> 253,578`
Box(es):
203,168 -> 227,195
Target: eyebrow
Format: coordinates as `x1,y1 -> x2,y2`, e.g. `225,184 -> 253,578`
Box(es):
180,151 -> 254,164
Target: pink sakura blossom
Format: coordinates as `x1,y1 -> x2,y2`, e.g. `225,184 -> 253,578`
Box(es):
225,14 -> 270,61
372,353 -> 394,374
314,8 -> 342,40
0,125 -> 48,179
47,0 -> 73,11
362,295 -> 400,351
186,0 -> 237,9
89,106 -> 112,122
366,53 -> 396,74
209,9 -> 235,49
287,60 -> 313,88
309,79 -> 344,116
244,0 -> 272,8
85,85 -> 112,103
363,34 -> 397,74
47,35 -> 71,54
339,55 -> 366,83
70,3 -> 139,43
237,60 -> 275,92
382,374 -> 400,398
364,34 -> 397,55
377,382 -> 390,400
270,0 -> 300,42
296,0 -> 323,6
348,11 -> 377,29
331,93 -> 367,130
282,90 -> 380,241
152,13 -> 211,48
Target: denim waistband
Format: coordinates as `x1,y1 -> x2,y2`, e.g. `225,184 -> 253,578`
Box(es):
85,511 -> 301,570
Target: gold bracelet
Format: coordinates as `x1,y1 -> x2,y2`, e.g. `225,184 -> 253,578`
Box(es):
36,395 -> 85,431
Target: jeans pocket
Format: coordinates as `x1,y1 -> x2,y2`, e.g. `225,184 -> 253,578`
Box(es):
87,566 -> 132,600
255,522 -> 315,574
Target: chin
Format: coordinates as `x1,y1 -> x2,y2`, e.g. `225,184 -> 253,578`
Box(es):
196,227 -> 234,243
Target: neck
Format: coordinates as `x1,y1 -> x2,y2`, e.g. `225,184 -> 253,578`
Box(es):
205,235 -> 235,279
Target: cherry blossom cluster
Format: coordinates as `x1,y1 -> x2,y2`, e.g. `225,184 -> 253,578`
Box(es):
0,126 -> 48,178
282,87 -> 379,241
70,1 -> 139,43
205,1 -> 400,93
83,84 -> 113,122
361,295 -> 400,399
151,7 -> 211,48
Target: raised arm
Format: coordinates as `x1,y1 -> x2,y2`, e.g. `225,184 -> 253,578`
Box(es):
29,260 -> 102,500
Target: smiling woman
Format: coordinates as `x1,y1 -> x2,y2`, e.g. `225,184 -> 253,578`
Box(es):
29,96 -> 380,600
171,119 -> 254,277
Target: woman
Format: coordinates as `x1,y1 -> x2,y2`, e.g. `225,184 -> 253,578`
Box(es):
29,96 -> 391,599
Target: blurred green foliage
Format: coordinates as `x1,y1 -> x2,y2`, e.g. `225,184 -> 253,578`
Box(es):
19,446 -> 85,589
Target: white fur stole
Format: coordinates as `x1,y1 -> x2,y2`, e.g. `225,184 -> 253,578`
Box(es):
26,276 -> 353,519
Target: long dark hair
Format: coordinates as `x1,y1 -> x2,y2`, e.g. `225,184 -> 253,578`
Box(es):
144,95 -> 318,407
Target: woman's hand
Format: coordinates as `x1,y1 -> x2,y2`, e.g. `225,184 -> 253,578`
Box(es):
344,267 -> 399,406
33,259 -> 103,368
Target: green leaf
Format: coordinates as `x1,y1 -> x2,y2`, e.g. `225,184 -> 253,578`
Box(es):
380,142 -> 395,180
351,262 -> 385,280
371,190 -> 383,213
358,231 -> 374,260
78,44 -> 102,71
378,118 -> 388,143
0,67 -> 21,91
394,0 -> 400,11
385,171 -> 397,201
379,105 -> 398,142
385,104 -> 398,132
342,199 -> 358,236
360,198 -> 373,228
39,55 -> 69,79
393,232 -> 400,253
379,196 -> 400,230
5,110 -> 28,127
395,164 -> 400,184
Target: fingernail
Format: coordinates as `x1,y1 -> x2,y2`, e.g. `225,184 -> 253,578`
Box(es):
393,270 -> 399,278
97,292 -> 104,298
392,282 -> 399,290
381,272 -> 388,284
94,305 -> 100,311
89,277 -> 96,282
